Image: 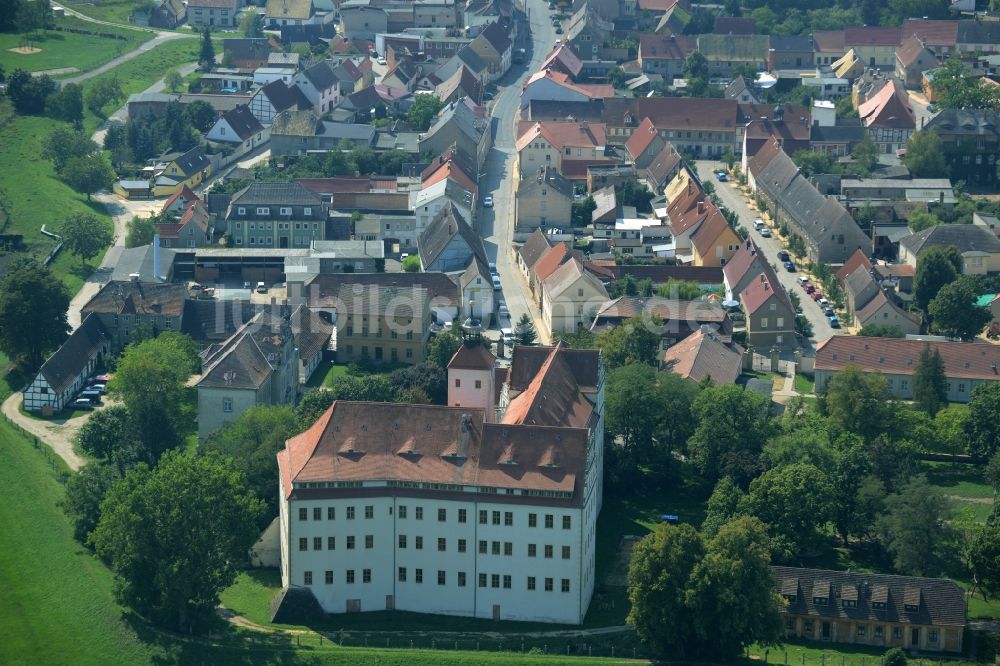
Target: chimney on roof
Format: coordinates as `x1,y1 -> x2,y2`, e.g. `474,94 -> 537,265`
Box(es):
698,200 -> 705,213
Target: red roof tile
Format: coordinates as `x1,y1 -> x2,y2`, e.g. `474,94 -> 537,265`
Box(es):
844,26 -> 902,47
836,249 -> 873,283
859,80 -> 915,130
815,335 -> 1000,381
533,243 -> 572,283
625,117 -> 660,160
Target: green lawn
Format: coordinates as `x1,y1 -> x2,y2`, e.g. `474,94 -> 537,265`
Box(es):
0,16 -> 148,75
80,36 -> 207,132
0,100 -> 114,293
793,373 -> 815,395
308,362 -> 349,388
61,0 -> 158,26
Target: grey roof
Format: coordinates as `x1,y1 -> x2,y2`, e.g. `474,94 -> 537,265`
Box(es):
223,37 -> 270,61
418,202 -> 487,269
924,108 -> 1000,137
218,104 -> 265,141
810,123 -> 866,143
304,272 -> 459,308
526,99 -> 604,122
177,93 -> 253,113
320,121 -> 377,143
197,312 -> 290,390
109,245 -> 178,283
724,75 -> 753,99
300,60 -> 339,91
171,145 -> 211,177
269,52 -> 300,67
478,20 -> 512,55
518,166 -> 574,200
271,109 -> 320,136
289,304 -> 333,360
900,223 -> 1000,256
457,45 -> 488,74
181,299 -> 260,341
768,34 -> 814,52
207,192 -> 233,215
844,267 -> 879,311
231,182 -> 323,206
423,98 -> 488,147
772,566 -> 966,628
957,18 -> 1000,45
517,229 -> 554,270
127,92 -> 178,105
259,79 -> 312,113
37,313 -> 110,395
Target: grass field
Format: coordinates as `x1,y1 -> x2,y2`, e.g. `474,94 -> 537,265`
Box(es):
793,373 -> 814,395
307,362 -> 349,388
0,100 -> 114,293
62,0 -> 156,26
0,16 -> 148,75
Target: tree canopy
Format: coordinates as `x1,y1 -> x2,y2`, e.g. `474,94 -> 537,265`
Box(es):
914,245 -> 961,313
90,451 -> 263,632
903,129 -> 950,179
62,212 -> 113,266
877,476 -> 955,576
0,260 -> 70,368
966,383 -> 1000,460
688,385 -> 772,485
929,275 -> 991,341
744,463 -> 834,561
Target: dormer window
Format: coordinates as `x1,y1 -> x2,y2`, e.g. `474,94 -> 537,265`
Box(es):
872,601 -> 887,610
814,596 -> 829,606
843,599 -> 857,608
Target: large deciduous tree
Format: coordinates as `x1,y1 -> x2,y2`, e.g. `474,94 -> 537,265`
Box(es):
968,518 -> 1000,601
43,126 -> 98,172
914,245 -> 961,313
877,476 -> 955,576
967,383 -> 1000,460
688,384 -> 772,485
62,212 -> 113,266
903,129 -> 950,178
47,82 -> 84,125
821,364 -> 892,442
929,275 -> 992,341
90,451 -> 264,632
596,315 -> 660,369
0,260 -> 70,369
85,77 -> 124,117
62,461 -> 120,543
61,153 -> 115,200
743,463 -> 834,561
407,94 -> 444,131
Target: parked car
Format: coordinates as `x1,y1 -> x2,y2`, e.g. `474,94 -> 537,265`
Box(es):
91,373 -> 112,383
822,306 -> 834,317
377,56 -> 387,66
777,250 -> 790,261
79,390 -> 103,404
715,171 -> 727,182
829,315 -> 840,328
753,218 -> 765,230
256,281 -> 267,293
796,276 -> 810,286
492,275 -> 502,290
489,262 -> 497,274
759,227 -> 772,238
555,26 -> 563,33
501,327 -> 514,346
87,383 -> 107,393
783,261 -> 796,272
483,195 -> 494,207
804,284 -> 815,294
498,302 -> 509,319
817,297 -> 829,306
812,291 -> 824,301
71,398 -> 96,410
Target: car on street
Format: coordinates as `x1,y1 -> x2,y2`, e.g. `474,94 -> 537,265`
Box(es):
88,383 -> 107,393
492,275 -> 502,290
753,218 -> 765,230
489,262 -> 497,273
829,315 -> 840,328
256,281 -> 267,293
777,250 -> 789,261
501,327 -> 514,346
812,291 -> 824,301
715,171 -> 727,182
817,297 -> 829,306
498,302 -> 509,319
804,284 -> 815,294
759,227 -> 772,238
377,56 -> 387,66
92,373 -> 112,383
71,398 -> 97,410
822,306 -> 834,317
555,26 -> 563,34
796,276 -> 810,286
783,261 -> 795,272
483,195 -> 494,207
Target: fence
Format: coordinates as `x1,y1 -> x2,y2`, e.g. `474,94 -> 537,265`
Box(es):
747,647 -> 979,666
1,410 -> 70,480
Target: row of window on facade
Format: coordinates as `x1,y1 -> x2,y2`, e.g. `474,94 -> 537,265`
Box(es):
786,618 -> 939,644
344,327 -> 415,339
236,207 -> 314,217
298,505 -> 573,528
302,568 -> 572,592
235,221 -> 320,230
297,534 -> 572,558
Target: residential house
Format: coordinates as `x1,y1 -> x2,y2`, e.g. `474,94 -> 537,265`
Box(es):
802,75 -> 851,101
725,75 -> 762,104
417,203 -> 487,273
23,314 -> 111,414
418,97 -> 492,172
331,283 -> 432,364
331,58 -> 367,96
435,65 -> 483,105
339,3 -> 388,40
689,206 -> 740,268
467,20 -> 512,83
565,4 -> 612,61
815,336 -> 1000,403
227,182 -> 328,248
723,238 -> 777,301
956,19 -> 1000,55
661,327 -> 743,385
637,33 -> 687,80
855,290 -> 922,335
831,49 -> 865,81
858,80 -> 915,154
773,566 -> 966,653
520,69 -> 614,111
187,0 -> 241,28
516,228 -> 554,281
896,35 -> 939,90
601,97 -> 738,158
265,0 -> 316,27
540,257 -> 609,335
516,166 -> 574,234
747,139 -> 869,264
293,60 -> 341,113
653,3 -> 691,37
250,79 -> 312,125
436,46 -> 490,84
590,297 -> 732,344
590,185 -> 617,236
973,211 -> 1000,236
586,164 -> 635,193
196,311 -> 299,440
340,84 -> 412,119
205,104 -> 269,156
836,248 -> 874,283
740,274 -> 796,350
696,34 -> 768,77
270,109 -> 376,156
844,265 -> 888,319
666,169 -> 713,258
382,58 -> 421,92
899,224 -> 1000,275
902,19 -> 959,58
642,143 -> 682,193
852,68 -> 890,108
541,44 -> 584,80
275,342 -> 604,623
515,120 -> 607,177
531,242 -> 574,302
713,15 -> 754,35
151,146 -> 213,197
845,26 -> 903,69
413,177 -> 475,235
289,304 -> 333,383
80,281 -> 188,350
624,117 -> 666,170
150,0 -> 185,28
768,34 -> 814,70
813,30 -> 847,67
156,200 -> 212,248
923,108 -> 1000,185
161,185 -> 200,216
739,102 -> 813,159
810,120 -> 866,158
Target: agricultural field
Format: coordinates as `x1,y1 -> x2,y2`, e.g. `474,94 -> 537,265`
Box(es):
0,15 -> 148,76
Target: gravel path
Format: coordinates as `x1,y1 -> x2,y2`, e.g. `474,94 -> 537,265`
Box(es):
1,392 -> 87,470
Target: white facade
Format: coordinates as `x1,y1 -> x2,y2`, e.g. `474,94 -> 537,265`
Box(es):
279,491 -> 591,623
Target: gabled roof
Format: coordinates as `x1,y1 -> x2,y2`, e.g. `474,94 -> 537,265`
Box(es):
697,33 -> 768,61
858,80 -> 915,130
769,34 -> 813,52
231,181 -> 322,206
957,18 -> 1000,45
690,208 -> 733,257
448,342 -> 496,370
900,223 -> 1000,256
812,30 -> 846,52
714,16 -> 755,35
169,145 -> 211,177
831,49 -> 863,79
223,38 -> 270,61
654,4 -> 691,36
435,65 -> 483,105
258,79 -> 312,114
82,281 -> 188,318
289,304 -> 333,361
299,60 -> 338,91
515,120 -> 607,152
723,238 -> 769,288
844,266 -> 880,311
36,313 -> 109,395
592,296 -> 727,325
591,185 -> 616,222
662,328 -> 743,385
542,256 -> 607,301
417,202 -> 486,269
645,142 -> 682,188
303,273 -> 458,308
639,33 -> 688,61
523,69 -> 614,101
456,45 -> 488,74
518,229 -> 554,270
815,335 -> 1000,383
602,96 -> 738,134
844,25 -> 902,47
266,0 -> 314,20
216,104 -> 265,141
420,144 -> 478,184
540,44 -> 583,78
518,165 -> 574,200
178,199 -> 211,234
902,18 -> 958,48
925,108 -> 1000,136
855,289 -> 921,328
625,117 -> 661,161
532,242 -> 572,284
502,341 -> 596,429
740,274 -> 793,315
772,566 -> 966,627
198,315 -> 286,391
161,185 -> 199,213
478,20 -> 512,56
423,97 -> 489,147
896,35 -> 934,68
423,158 -> 478,195
836,249 -> 873,283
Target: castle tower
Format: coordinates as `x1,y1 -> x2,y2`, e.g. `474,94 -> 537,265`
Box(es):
446,301 -> 496,421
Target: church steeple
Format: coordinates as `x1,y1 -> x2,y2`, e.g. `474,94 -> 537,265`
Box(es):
461,299 -> 482,346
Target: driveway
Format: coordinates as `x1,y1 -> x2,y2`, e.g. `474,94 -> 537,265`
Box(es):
479,0 -> 555,345
1,392 -> 87,470
695,159 -> 834,349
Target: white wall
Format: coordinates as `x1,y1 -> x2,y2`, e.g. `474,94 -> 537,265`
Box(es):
448,366 -> 494,417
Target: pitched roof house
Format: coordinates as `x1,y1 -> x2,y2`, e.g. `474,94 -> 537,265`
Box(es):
540,44 -> 584,79
899,224 -> 1000,275
515,166 -> 574,234
250,79 -> 312,125
740,274 -> 796,350
23,314 -> 112,414
858,79 -> 915,152
206,104 -> 268,148
661,327 -> 743,384
417,203 -> 487,272
540,257 -> 609,335
896,35 -> 939,89
517,228 -> 555,278
624,117 -> 666,170
515,119 -> 607,177
520,69 -> 614,111
418,97 -> 492,171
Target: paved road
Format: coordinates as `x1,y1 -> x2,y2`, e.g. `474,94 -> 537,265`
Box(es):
479,0 -> 554,345
59,30 -> 193,87
695,159 -> 834,349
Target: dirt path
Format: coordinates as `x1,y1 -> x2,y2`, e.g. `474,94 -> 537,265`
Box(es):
946,494 -> 995,505
58,30 -> 192,87
1,392 -> 87,470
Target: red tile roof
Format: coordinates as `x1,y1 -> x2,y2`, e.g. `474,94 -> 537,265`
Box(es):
845,26 -> 902,47
662,328 -> 743,384
162,185 -> 199,212
516,120 -> 608,152
812,30 -> 846,52
297,177 -> 372,194
815,335 -> 1000,381
603,96 -> 739,134
501,342 -> 594,429
740,274 -> 792,314
902,19 -> 958,47
423,159 -> 478,195
560,158 -> 617,180
859,79 -> 915,130
533,243 -> 572,284
691,208 -> 732,257
625,117 -> 660,161
448,342 -> 496,370
836,248 -> 873,283
639,33 -> 688,61
540,44 -> 583,78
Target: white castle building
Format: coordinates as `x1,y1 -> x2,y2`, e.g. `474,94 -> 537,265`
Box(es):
276,318 -> 604,624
